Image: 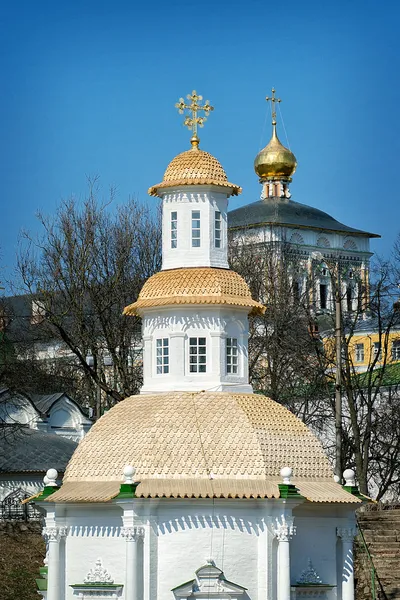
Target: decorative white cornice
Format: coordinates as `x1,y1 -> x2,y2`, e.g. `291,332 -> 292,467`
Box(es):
121,526 -> 145,542
84,558 -> 114,584
42,525 -> 68,542
273,514 -> 296,542
336,527 -> 357,542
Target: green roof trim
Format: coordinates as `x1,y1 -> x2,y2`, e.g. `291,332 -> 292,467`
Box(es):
35,485 -> 60,500
114,482 -> 138,499
342,484 -> 369,501
278,483 -> 304,499
70,583 -> 123,588
36,578 -> 48,591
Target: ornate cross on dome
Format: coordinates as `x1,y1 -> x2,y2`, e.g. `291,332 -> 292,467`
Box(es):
175,90 -> 214,146
266,87 -> 281,125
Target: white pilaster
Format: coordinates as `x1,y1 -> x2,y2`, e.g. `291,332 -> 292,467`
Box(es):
337,527 -> 356,600
273,515 -> 296,600
43,526 -> 67,600
122,526 -> 145,600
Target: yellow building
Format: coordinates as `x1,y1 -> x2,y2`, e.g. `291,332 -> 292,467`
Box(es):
323,319 -> 400,373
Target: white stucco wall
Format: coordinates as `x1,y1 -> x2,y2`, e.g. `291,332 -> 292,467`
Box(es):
161,187 -> 229,270
48,497 -> 356,600
141,307 -> 252,393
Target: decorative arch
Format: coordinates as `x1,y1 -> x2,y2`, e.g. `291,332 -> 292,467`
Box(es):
316,236 -> 330,248
290,232 -> 304,245
172,561 -> 248,600
343,238 -> 358,250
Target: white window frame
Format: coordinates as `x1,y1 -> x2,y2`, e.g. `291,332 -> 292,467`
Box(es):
355,343 -> 364,363
226,337 -> 238,374
214,210 -> 222,248
171,211 -> 177,249
191,211 -> 201,247
392,340 -> 400,361
189,336 -> 206,373
156,338 -> 169,374
373,341 -> 382,361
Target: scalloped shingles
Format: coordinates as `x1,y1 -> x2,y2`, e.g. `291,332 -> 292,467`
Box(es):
123,268 -> 265,316
148,148 -> 241,197
63,392 -> 332,483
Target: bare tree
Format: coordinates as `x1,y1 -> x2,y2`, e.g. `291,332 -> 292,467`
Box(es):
230,228 -> 400,499
229,231 -> 330,432
10,179 -> 161,415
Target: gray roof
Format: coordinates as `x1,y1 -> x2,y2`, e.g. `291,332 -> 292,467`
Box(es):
228,198 -> 380,238
28,392 -> 89,417
0,427 -> 77,473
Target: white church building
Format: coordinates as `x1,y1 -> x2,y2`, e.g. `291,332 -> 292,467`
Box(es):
32,91 -> 364,600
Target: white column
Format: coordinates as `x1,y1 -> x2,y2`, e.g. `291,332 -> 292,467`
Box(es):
273,515 -> 296,600
43,526 -> 67,600
337,527 -> 356,600
122,526 -> 145,600
170,332 -> 185,380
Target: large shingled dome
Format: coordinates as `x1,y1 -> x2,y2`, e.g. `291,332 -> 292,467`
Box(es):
148,146 -> 241,197
123,267 -> 265,316
47,392 -> 359,503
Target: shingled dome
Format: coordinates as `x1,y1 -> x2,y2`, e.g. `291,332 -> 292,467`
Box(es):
47,391 -> 360,504
123,267 -> 265,316
148,147 -> 241,197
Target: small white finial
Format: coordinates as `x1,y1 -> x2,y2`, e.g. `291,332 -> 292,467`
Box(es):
46,468 -> 58,487
123,465 -> 136,484
333,474 -> 340,483
43,474 -> 50,486
343,468 -> 356,486
280,466 -> 293,484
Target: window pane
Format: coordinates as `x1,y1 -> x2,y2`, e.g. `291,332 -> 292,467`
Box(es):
156,338 -> 169,374
189,337 -> 206,373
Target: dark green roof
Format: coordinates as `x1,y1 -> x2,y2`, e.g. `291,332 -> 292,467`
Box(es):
228,198 -> 379,238
357,362 -> 400,388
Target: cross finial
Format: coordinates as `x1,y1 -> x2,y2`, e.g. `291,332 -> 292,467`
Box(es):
175,90 -> 214,148
266,87 -> 281,126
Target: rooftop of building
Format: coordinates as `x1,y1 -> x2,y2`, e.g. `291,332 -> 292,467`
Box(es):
228,197 -> 380,238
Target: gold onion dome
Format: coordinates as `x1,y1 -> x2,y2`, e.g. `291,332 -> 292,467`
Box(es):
148,137 -> 241,197
254,124 -> 297,181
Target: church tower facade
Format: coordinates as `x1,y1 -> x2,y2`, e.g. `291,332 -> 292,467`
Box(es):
35,90 -> 361,600
124,91 -> 264,394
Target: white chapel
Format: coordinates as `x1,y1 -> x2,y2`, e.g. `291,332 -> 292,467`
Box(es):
33,91 -> 363,600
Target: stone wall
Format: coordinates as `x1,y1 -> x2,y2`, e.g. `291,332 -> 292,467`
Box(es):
355,507 -> 400,600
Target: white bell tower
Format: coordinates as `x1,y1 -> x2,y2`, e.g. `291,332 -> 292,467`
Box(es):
125,91 -> 264,394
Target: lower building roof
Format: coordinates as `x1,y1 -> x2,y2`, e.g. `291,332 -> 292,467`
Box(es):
0,427 -> 77,473
228,198 -> 379,238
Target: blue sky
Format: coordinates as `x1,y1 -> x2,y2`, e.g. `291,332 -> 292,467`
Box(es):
1,0 -> 399,288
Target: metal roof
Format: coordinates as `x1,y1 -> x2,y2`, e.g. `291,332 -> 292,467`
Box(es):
228,198 -> 380,238
0,427 -> 77,473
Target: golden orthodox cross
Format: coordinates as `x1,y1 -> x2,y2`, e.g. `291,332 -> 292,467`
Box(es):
175,90 -> 214,141
266,88 -> 281,125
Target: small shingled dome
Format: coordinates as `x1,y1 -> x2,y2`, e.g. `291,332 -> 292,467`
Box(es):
123,267 -> 265,316
148,145 -> 241,197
